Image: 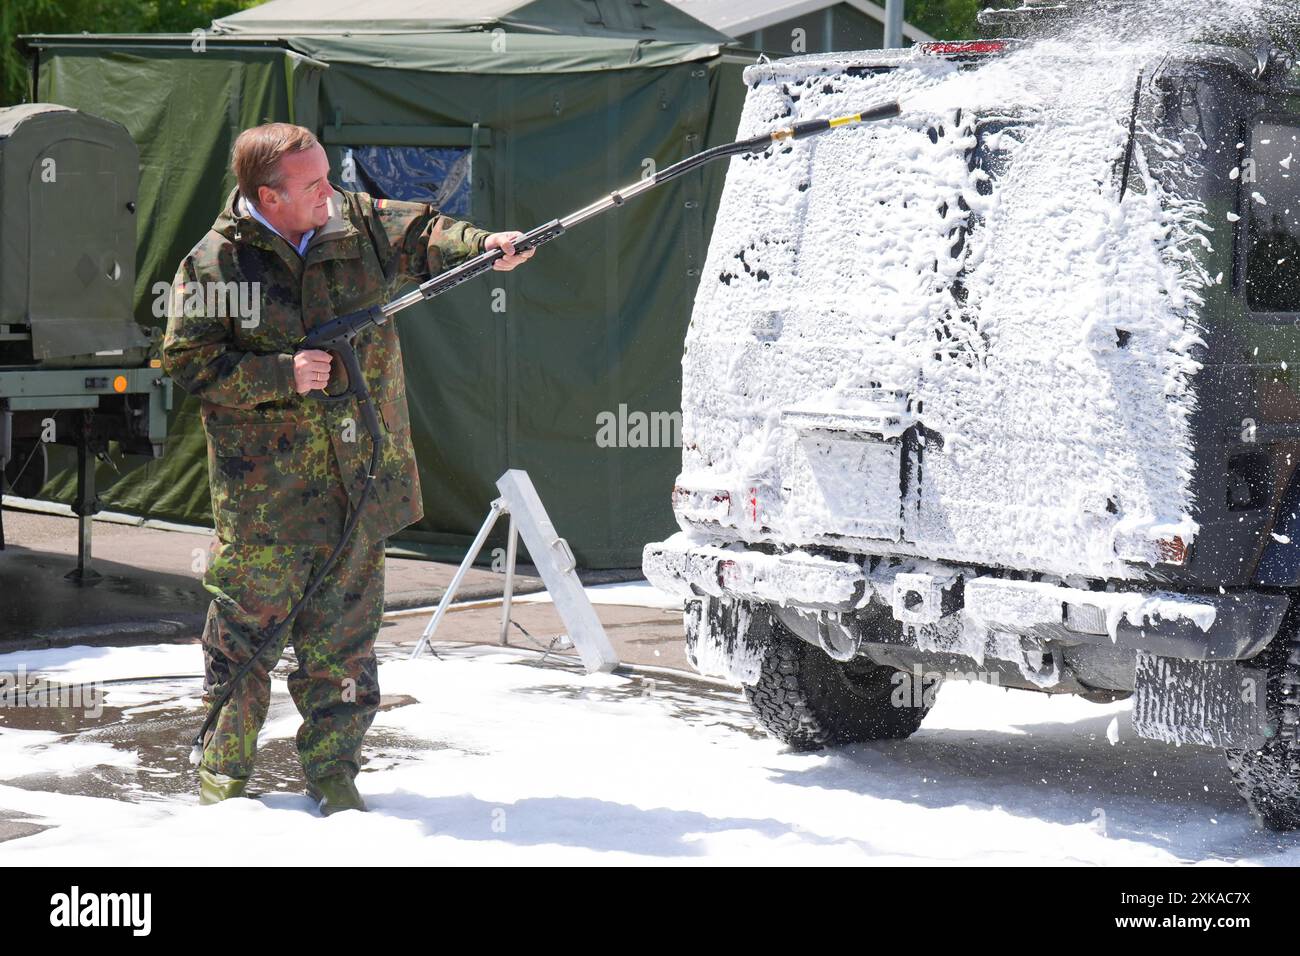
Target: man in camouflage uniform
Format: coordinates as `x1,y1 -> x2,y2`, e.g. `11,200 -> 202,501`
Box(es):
163,123 -> 533,813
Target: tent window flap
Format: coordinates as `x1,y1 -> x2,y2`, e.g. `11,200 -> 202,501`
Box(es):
339,145 -> 473,216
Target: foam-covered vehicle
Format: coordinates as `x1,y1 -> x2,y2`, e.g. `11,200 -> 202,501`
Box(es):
644,5 -> 1300,827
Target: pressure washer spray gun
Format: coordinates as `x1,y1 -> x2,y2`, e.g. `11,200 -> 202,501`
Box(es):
189,99 -> 903,764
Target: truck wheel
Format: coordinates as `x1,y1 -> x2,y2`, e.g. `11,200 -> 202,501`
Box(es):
1225,608 -> 1300,831
743,625 -> 939,752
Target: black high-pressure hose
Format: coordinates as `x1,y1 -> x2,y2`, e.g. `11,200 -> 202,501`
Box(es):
189,99 -> 903,765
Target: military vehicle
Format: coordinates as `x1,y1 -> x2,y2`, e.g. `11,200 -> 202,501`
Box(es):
644,2 -> 1300,828
0,104 -> 171,578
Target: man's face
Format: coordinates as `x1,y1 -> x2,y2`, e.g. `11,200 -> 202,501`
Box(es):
257,143 -> 333,233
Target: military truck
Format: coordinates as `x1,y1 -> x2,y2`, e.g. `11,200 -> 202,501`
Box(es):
644,4 -> 1300,828
0,104 -> 171,578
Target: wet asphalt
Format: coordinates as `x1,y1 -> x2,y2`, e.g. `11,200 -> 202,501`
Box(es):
0,508 -> 698,827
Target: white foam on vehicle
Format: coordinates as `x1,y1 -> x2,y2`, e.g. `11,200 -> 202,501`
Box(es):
672,1 -> 1298,581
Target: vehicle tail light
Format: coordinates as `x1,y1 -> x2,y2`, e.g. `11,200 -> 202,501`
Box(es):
1156,536 -> 1188,565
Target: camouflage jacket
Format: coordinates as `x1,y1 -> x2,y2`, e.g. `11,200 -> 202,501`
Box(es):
163,187 -> 491,546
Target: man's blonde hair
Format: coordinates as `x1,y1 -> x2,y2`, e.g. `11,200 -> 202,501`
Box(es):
232,123 -> 320,203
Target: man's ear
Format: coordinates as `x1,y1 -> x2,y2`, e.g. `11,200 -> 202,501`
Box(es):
256,184 -> 279,210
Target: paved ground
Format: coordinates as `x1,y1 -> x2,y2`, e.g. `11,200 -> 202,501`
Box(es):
5,638 -> 1296,865
383,598 -> 689,671
0,506 -> 650,652
0,504 -> 692,825
0,634 -> 702,821
5,515 -> 1296,864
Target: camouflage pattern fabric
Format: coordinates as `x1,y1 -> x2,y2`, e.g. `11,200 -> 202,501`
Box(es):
198,514 -> 385,781
163,187 -> 491,546
164,186 -> 491,782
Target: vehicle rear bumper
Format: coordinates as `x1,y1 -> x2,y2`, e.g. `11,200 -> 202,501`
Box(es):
643,532 -> 1290,662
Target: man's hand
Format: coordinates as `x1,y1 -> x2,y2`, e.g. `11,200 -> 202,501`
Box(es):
484,231 -> 536,271
293,349 -> 333,394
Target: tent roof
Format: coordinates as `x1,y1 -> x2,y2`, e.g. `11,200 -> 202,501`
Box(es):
18,30 -> 727,73
287,32 -> 726,72
212,0 -> 733,44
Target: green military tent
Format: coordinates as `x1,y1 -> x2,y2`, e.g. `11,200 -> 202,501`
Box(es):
20,0 -> 753,567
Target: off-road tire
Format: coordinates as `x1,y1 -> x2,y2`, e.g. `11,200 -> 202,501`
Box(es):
1226,605 -> 1300,831
743,626 -> 939,751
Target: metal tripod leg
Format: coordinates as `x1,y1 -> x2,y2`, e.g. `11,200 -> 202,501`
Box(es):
409,499 -> 505,660
410,469 -> 618,673
499,514 -> 518,646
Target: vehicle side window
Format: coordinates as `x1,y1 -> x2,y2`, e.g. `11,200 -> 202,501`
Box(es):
1247,121 -> 1300,313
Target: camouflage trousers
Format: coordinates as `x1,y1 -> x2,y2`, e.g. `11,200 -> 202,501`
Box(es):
198,527 -> 386,783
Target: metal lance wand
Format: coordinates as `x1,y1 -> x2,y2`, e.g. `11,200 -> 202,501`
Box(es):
297,100 -> 902,380
189,100 -> 903,763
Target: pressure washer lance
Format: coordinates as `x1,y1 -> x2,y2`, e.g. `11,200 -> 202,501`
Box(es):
189,99 -> 902,766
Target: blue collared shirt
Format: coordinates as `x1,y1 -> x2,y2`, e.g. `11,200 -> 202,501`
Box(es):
241,194 -> 315,256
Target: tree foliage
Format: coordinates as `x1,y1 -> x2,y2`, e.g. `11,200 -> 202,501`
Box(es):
2,0 -> 264,106
905,0 -> 984,41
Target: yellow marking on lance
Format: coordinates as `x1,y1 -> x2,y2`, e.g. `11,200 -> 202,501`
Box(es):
770,110 -> 878,143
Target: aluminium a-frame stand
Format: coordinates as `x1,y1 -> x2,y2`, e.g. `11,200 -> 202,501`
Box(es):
408,469 -> 619,674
